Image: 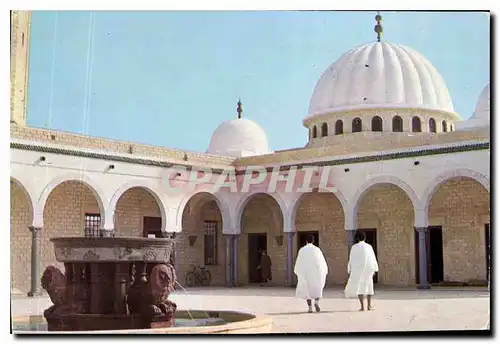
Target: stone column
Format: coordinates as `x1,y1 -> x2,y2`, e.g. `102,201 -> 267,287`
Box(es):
174,241 -> 180,275
285,232 -> 295,286
224,235 -> 233,287
233,235 -> 239,286
28,226 -> 42,297
415,227 -> 431,289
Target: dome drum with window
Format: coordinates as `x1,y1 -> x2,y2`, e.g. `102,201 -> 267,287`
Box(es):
307,110 -> 456,141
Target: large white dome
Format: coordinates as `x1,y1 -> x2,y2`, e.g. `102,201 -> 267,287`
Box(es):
206,118 -> 269,158
307,41 -> 457,119
471,82 -> 490,120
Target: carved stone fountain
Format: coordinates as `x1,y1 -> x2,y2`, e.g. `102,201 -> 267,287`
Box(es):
40,236 -> 177,331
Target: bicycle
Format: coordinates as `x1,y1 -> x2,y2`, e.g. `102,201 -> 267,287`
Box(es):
185,265 -> 212,287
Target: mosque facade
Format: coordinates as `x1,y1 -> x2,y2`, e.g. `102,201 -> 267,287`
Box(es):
10,11 -> 490,296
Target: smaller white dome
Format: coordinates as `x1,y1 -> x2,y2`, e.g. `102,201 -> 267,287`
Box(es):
207,118 -> 269,157
456,82 -> 490,131
471,83 -> 490,121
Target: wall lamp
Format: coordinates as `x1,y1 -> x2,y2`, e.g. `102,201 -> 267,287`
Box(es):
414,161 -> 420,166
344,168 -> 350,172
39,156 -> 46,162
109,164 -> 115,170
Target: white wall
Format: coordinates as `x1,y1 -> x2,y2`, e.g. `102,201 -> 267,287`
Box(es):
10,141 -> 489,235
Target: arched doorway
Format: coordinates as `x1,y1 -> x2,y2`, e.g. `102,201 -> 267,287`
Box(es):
10,178 -> 34,294
355,184 -> 416,285
114,187 -> 163,237
180,192 -> 226,286
427,177 -> 490,284
42,180 -> 105,277
293,192 -> 346,285
238,193 -> 284,285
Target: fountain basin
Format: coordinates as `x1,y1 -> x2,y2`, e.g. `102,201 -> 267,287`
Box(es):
51,237 -> 174,263
42,236 -> 177,331
13,310 -> 273,334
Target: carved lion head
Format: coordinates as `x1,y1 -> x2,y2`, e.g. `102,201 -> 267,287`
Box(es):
150,263 -> 176,302
41,266 -> 66,291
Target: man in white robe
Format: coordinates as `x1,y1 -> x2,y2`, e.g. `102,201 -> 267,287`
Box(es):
294,235 -> 328,313
344,231 -> 379,311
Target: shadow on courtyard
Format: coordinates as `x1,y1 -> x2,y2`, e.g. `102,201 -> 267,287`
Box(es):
175,286 -> 490,300
266,310 -> 359,315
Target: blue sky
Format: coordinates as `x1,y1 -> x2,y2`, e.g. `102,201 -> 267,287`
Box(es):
26,11 -> 490,152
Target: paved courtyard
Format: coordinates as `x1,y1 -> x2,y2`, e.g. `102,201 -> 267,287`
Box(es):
12,287 -> 490,333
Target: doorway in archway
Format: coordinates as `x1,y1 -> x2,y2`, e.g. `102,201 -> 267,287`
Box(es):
248,233 -> 267,283
360,228 -> 378,284
297,231 -> 319,250
143,216 -> 162,237
415,226 -> 444,284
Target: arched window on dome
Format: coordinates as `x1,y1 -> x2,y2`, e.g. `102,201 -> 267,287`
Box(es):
371,116 -> 383,132
352,118 -> 362,133
429,118 -> 437,133
335,120 -> 343,135
321,123 -> 328,137
412,116 -> 422,132
442,120 -> 447,132
392,116 -> 403,132
312,125 -> 318,138
450,123 -> 454,132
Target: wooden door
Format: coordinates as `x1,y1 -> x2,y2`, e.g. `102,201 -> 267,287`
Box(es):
143,216 -> 162,237
248,233 -> 267,283
297,231 -> 320,249
363,229 -> 378,284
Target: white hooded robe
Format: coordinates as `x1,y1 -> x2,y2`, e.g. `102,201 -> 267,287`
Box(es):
344,241 -> 379,298
294,243 -> 328,299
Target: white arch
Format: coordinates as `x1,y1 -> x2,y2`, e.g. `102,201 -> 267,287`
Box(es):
289,189 -> 348,232
234,192 -> 287,234
349,175 -> 420,230
10,176 -> 35,223
35,172 -> 107,228
421,168 -> 490,215
175,190 -> 232,232
108,179 -> 168,232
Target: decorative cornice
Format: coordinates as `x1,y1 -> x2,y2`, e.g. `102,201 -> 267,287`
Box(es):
10,142 -> 228,174
11,141 -> 488,177
235,141 -> 489,174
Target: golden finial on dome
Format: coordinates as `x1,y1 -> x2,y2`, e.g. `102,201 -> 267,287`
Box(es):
237,98 -> 243,119
374,11 -> 383,42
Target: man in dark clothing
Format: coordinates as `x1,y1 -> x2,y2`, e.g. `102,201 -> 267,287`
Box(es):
258,250 -> 272,285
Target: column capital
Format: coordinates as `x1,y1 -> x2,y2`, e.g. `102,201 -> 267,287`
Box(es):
222,227 -> 240,236
414,226 -> 428,233
28,226 -> 42,233
223,233 -> 239,238
285,231 -> 295,238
